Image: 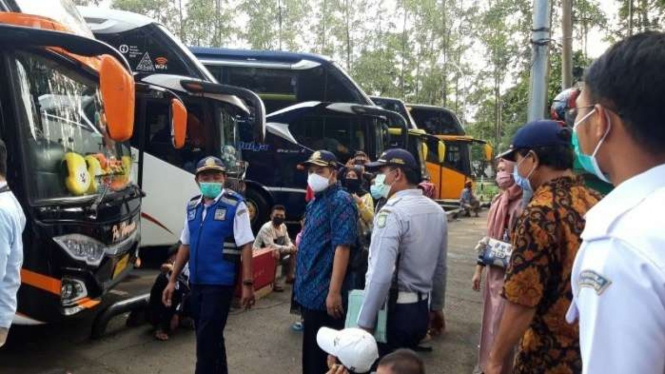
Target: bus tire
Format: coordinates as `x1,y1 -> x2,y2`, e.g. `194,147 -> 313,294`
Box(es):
245,187 -> 271,232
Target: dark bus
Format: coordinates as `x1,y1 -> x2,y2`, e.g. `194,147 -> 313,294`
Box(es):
190,47 -> 374,113
241,102 -> 409,226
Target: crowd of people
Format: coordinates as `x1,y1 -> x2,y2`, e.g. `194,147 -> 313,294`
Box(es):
1,31 -> 665,374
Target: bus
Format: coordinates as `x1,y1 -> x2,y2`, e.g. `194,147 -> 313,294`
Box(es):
407,104 -> 493,201
370,97 -> 449,198
246,101 -> 410,226
80,7 -> 267,247
191,47 -> 375,113
0,0 -> 144,323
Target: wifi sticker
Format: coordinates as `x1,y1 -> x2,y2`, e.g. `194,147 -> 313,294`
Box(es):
155,56 -> 168,70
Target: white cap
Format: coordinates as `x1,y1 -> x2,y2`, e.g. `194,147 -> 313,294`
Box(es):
317,327 -> 379,373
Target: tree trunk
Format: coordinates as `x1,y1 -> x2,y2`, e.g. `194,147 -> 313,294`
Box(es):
400,5 -> 408,97
345,0 -> 352,70
178,0 -> 184,41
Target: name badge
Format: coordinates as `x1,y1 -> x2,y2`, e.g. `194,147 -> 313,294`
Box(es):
214,208 -> 227,221
187,210 -> 196,221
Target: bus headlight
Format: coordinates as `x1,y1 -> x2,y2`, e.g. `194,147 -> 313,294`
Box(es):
60,277 -> 88,307
53,234 -> 106,266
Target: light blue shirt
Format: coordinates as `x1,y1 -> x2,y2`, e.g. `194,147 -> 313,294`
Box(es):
0,181 -> 26,328
358,189 -> 448,329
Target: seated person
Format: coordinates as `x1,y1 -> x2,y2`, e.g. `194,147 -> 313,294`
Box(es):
252,205 -> 296,292
147,243 -> 190,341
459,181 -> 480,217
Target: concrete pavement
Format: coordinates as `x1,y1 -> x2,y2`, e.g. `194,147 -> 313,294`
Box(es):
0,214 -> 488,374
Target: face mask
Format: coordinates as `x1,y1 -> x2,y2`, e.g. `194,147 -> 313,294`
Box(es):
344,178 -> 361,192
272,217 -> 285,226
513,154 -> 535,193
308,172 -> 331,193
572,109 -> 611,183
199,182 -> 223,199
495,171 -> 514,190
372,171 -> 395,199
370,184 -> 383,199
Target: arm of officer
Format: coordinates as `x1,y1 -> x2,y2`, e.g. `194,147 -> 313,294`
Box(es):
234,202 -> 255,278
0,212 -> 19,329
357,209 -> 402,330
568,239 -> 665,374
430,214 -> 448,311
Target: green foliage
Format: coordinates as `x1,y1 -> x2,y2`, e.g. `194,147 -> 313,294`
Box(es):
101,0 -> 657,150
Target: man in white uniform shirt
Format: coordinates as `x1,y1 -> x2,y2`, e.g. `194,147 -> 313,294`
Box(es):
0,139 -> 26,347
566,31 -> 665,374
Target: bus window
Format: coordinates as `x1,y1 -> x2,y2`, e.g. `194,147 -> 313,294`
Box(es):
289,115 -> 367,163
409,107 -> 463,135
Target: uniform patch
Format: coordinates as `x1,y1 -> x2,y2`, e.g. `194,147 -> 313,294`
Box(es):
220,197 -> 239,207
237,209 -> 247,217
579,270 -> 612,295
187,209 -> 196,221
376,211 -> 390,228
214,208 -> 227,221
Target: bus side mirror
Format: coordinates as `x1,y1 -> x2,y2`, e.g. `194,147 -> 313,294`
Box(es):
438,141 -> 446,163
483,143 -> 493,161
171,98 -> 187,149
99,55 -> 135,142
420,142 -> 429,162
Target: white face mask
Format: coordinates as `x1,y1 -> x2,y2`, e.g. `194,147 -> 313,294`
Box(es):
308,172 -> 331,193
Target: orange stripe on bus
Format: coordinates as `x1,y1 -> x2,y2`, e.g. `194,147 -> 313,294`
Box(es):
20,269 -> 61,295
76,298 -> 100,309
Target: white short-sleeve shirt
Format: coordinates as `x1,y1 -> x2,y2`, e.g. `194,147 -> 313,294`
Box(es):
179,189 -> 254,247
566,164 -> 665,374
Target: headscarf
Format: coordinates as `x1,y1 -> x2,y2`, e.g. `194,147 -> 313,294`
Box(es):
487,160 -> 524,239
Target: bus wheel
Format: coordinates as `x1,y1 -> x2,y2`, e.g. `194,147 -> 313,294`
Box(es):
245,188 -> 270,232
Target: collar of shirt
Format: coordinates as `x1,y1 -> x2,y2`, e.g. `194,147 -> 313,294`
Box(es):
193,189 -> 226,207
389,188 -> 423,201
0,181 -> 6,189
583,163 -> 665,240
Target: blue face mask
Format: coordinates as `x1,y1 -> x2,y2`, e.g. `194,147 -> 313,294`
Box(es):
513,155 -> 535,194
572,109 -> 611,184
370,172 -> 394,199
199,182 -> 223,199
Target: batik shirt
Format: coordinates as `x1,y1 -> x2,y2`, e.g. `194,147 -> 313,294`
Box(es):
295,184 -> 358,311
503,176 -> 600,374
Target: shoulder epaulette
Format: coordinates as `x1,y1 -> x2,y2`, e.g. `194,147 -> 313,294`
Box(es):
188,195 -> 201,209
220,191 -> 241,206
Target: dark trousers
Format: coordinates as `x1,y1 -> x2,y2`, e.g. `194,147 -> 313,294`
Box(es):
379,298 -> 430,357
190,284 -> 234,374
301,308 -> 345,374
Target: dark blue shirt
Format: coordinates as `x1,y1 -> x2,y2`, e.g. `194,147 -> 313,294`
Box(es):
295,184 -> 358,311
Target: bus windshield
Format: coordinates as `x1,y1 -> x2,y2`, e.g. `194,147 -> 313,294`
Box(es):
210,65 -> 361,113
14,51 -> 133,202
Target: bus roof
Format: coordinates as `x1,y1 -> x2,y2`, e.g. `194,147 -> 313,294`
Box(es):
190,47 -> 335,66
78,6 -> 152,33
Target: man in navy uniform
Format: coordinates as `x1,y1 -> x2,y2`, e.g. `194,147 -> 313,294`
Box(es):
163,156 -> 255,374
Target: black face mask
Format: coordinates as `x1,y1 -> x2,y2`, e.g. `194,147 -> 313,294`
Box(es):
345,178 -> 361,192
272,217 -> 285,226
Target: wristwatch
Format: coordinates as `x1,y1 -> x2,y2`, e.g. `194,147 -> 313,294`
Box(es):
242,279 -> 254,286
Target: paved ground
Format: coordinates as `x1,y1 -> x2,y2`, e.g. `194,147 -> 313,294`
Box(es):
0,214 -> 488,374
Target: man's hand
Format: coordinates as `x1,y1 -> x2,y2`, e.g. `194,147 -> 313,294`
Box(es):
326,356 -> 349,374
326,291 -> 344,319
483,358 -> 502,374
160,263 -> 174,274
272,248 -> 281,259
429,310 -> 446,336
162,281 -> 176,307
241,284 -> 255,310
